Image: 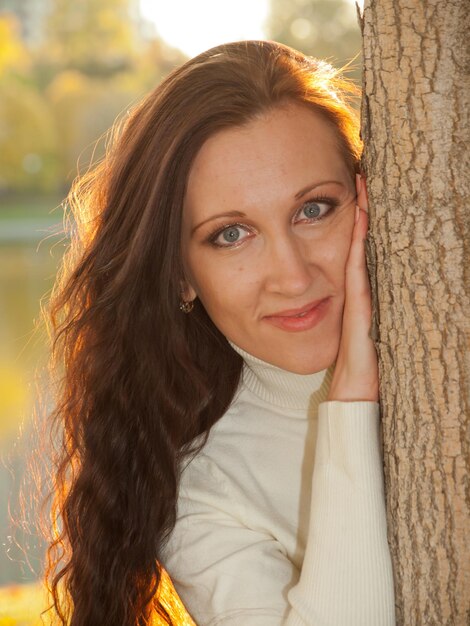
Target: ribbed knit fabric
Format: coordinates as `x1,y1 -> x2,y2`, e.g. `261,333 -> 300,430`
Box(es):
162,343 -> 396,625
231,341 -> 334,410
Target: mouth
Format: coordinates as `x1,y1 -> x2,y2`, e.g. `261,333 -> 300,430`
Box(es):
264,298 -> 329,318
262,297 -> 331,333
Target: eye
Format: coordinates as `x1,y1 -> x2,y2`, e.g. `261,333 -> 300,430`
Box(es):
296,198 -> 337,223
209,223 -> 253,248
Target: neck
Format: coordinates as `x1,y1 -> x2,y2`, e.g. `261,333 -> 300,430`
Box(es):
228,340 -> 334,411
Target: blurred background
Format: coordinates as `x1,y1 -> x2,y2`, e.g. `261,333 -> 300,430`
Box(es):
0,0 -> 361,621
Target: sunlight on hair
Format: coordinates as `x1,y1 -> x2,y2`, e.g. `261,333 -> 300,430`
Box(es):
0,571 -> 194,625
140,0 -> 269,57
152,568 -> 196,625
311,60 -> 343,102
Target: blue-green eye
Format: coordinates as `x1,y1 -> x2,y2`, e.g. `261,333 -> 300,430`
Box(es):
297,199 -> 337,223
222,227 -> 241,243
209,223 -> 252,247
303,202 -> 322,218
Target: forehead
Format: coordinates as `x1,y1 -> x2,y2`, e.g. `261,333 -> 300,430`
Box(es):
185,103 -> 350,211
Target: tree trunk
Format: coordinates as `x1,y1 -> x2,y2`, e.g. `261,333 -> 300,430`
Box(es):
359,0 -> 470,624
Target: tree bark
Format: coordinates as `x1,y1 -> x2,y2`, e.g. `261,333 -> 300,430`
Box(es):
359,0 -> 470,624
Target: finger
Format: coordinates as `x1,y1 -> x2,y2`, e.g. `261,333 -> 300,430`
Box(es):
355,173 -> 368,212
344,206 -> 372,306
349,205 -> 368,266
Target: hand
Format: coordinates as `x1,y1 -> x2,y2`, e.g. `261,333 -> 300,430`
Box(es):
326,174 -> 379,402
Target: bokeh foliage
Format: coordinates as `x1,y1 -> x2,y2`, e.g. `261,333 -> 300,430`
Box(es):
0,0 -> 187,197
267,0 -> 362,76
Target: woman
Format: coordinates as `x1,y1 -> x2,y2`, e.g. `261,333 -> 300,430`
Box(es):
44,41 -> 395,625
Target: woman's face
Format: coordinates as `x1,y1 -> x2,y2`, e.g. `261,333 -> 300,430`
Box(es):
181,103 -> 357,374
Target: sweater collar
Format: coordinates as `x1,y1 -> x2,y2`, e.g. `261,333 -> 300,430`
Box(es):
228,340 -> 334,411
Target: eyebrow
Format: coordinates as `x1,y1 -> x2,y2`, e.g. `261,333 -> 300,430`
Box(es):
191,179 -> 345,235
295,179 -> 344,199
191,210 -> 247,235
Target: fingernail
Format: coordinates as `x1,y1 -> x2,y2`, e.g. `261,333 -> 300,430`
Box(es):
355,204 -> 360,223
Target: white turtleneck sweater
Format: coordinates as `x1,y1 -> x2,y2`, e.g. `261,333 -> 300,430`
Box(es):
162,344 -> 396,625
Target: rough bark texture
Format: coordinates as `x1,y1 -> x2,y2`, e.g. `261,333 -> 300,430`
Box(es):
359,0 -> 470,624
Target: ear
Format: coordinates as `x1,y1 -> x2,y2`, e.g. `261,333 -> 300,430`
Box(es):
180,279 -> 197,303
355,173 -> 369,212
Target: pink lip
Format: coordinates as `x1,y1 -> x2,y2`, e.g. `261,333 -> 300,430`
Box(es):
265,298 -> 328,318
263,297 -> 331,333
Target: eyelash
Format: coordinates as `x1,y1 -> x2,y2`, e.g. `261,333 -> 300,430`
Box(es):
206,196 -> 340,248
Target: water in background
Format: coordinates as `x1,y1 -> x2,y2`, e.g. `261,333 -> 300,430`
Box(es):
0,205 -> 64,586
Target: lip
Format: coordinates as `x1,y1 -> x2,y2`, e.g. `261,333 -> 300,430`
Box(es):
264,298 -> 329,318
263,297 -> 331,333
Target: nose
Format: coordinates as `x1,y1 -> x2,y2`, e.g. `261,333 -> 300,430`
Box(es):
263,235 -> 312,297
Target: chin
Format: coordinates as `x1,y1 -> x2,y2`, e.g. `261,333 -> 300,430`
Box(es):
273,353 -> 335,375
277,342 -> 339,375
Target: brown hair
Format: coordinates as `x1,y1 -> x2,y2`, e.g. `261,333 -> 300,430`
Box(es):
42,40 -> 362,625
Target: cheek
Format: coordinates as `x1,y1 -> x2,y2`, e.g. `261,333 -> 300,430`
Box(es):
187,254 -> 256,315
324,214 -> 355,279
303,226 -> 352,283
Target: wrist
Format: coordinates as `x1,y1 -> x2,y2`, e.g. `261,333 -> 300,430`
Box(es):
327,383 -> 379,403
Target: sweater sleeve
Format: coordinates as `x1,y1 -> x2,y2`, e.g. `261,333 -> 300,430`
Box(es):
286,401 -> 396,625
161,401 -> 396,626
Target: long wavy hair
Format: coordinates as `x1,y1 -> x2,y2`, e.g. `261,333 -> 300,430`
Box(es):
41,40 -> 362,625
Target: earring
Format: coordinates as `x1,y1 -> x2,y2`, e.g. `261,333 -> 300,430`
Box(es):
179,299 -> 194,313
